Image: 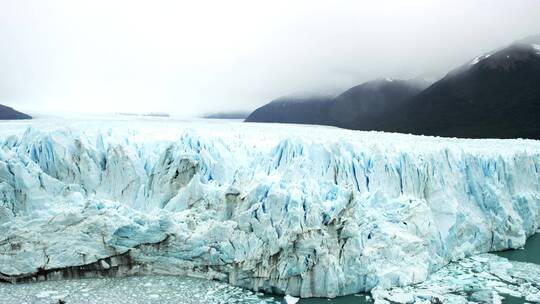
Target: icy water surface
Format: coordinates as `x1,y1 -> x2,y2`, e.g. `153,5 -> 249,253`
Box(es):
0,275 -> 374,304
492,233 -> 540,304
0,275 -> 281,304
1,234 -> 538,304
495,233 -> 540,265
297,235 -> 540,304
297,294 -> 372,304
369,233 -> 540,304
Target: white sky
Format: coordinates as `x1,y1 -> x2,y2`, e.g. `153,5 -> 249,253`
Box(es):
1,0 -> 540,116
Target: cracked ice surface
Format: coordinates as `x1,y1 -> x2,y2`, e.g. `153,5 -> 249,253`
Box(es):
372,253 -> 540,304
1,116 -> 540,297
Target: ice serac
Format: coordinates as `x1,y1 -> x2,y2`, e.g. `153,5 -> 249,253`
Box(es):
1,123 -> 540,298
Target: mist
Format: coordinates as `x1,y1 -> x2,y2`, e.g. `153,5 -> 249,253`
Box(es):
1,0 -> 540,116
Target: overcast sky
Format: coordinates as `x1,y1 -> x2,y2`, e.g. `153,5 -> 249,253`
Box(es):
1,0 -> 540,116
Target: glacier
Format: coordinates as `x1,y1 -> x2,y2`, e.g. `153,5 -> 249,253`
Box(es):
1,116 -> 540,298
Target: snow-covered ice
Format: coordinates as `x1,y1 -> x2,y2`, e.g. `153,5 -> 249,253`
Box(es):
1,115 -> 540,298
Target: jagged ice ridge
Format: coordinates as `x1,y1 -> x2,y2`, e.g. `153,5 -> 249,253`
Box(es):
1,118 -> 540,298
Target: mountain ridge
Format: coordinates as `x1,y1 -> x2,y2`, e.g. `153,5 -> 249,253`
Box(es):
246,35 -> 540,139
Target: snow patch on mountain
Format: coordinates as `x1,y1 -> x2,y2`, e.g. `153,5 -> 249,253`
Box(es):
470,53 -> 492,65
470,56 -> 481,65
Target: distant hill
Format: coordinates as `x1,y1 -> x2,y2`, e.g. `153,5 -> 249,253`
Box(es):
244,94 -> 334,125
203,111 -> 250,119
245,79 -> 427,128
246,34 -> 540,139
0,104 -> 31,120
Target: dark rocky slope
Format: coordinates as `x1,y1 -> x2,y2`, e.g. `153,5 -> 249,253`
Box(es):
245,94 -> 334,125
327,78 -> 429,130
0,104 -> 31,120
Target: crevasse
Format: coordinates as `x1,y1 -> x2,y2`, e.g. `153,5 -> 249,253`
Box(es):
1,124 -> 539,298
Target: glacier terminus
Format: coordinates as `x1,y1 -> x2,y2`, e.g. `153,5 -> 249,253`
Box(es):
1,116 -> 540,299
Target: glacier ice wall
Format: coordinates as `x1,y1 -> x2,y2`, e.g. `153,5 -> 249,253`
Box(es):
1,123 -> 540,297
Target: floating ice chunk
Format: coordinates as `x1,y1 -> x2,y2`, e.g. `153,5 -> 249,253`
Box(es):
373,254 -> 540,304
1,275 -> 279,304
470,290 -> 502,304
35,290 -> 57,298
387,291 -> 414,303
284,295 -> 299,304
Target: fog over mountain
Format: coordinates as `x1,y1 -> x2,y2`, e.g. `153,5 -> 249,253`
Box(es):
1,0 -> 540,116
382,35 -> 540,139
247,35 -> 540,139
245,79 -> 428,127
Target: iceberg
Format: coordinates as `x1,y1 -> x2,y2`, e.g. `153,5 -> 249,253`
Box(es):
1,117 -> 540,298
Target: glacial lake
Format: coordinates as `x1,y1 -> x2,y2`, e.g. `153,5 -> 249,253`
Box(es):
495,233 -> 540,265
491,233 -> 540,304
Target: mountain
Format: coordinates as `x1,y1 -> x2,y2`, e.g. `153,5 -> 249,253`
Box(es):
246,35 -> 540,139
327,78 -> 429,130
244,94 -> 334,125
245,79 -> 428,128
0,104 -> 31,120
383,35 -> 540,139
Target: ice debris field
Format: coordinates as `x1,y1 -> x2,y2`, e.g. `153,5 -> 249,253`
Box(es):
1,115 -> 540,300
0,275 -> 281,304
1,253 -> 539,304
